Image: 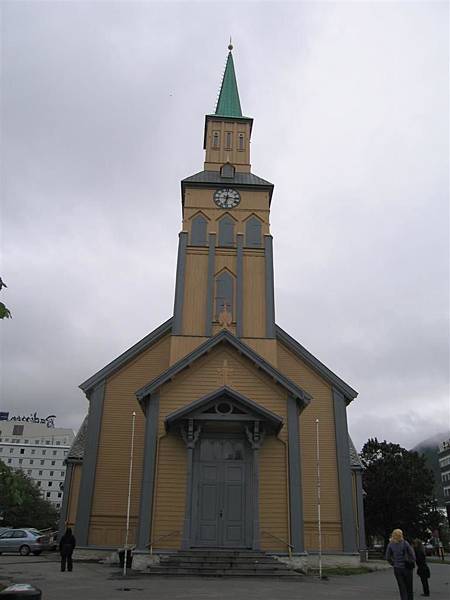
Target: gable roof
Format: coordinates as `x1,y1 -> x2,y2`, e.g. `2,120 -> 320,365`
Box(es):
135,329 -> 312,409
79,317 -> 173,394
66,416 -> 88,462
349,437 -> 363,469
165,386 -> 284,433
77,318 -> 356,406
275,325 -> 358,403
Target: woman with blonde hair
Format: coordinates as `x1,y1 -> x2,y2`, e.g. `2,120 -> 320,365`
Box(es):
386,528 -> 416,600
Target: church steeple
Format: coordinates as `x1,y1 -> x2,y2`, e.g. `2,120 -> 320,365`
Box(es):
203,45 -> 253,173
215,45 -> 243,118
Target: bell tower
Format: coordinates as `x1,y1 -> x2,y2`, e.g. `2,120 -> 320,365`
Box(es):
170,45 -> 277,365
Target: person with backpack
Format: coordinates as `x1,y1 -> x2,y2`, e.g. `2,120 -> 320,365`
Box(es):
386,528 -> 416,600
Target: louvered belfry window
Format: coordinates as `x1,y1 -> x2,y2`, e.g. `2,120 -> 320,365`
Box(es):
245,216 -> 262,247
191,214 -> 207,246
218,215 -> 234,246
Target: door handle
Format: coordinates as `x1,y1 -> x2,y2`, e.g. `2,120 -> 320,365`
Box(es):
219,509 -> 223,518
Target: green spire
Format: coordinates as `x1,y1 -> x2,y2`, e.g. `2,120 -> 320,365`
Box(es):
215,46 -> 242,118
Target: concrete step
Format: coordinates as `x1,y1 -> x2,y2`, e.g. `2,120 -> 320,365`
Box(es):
160,556 -> 280,565
144,549 -> 303,578
160,561 -> 291,570
146,567 -> 302,577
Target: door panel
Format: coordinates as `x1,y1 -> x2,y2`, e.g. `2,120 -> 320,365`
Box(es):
197,464 -> 220,545
193,437 -> 250,548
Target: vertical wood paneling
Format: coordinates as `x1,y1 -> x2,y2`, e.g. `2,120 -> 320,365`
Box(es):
277,341 -> 343,551
182,252 -> 208,335
88,335 -> 171,545
242,254 -> 266,337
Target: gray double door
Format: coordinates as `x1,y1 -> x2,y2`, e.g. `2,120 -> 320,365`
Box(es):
192,436 -> 252,548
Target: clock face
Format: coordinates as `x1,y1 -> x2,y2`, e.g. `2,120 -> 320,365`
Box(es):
213,188 -> 241,209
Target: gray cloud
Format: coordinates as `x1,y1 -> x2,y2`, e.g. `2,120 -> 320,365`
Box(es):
1,1 -> 448,452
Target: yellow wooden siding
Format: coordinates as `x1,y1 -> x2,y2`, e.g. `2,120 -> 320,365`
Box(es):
214,251 -> 236,276
242,254 -> 266,338
277,341 -> 343,551
182,252 -> 208,335
242,338 -> 278,367
153,345 -> 289,547
151,434 -> 187,549
88,333 -> 171,546
169,335 -> 208,365
183,188 -> 270,223
259,436 -> 289,552
66,463 -> 82,527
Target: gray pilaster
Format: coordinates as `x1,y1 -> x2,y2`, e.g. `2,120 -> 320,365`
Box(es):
205,233 -> 216,337
333,388 -> 358,553
75,381 -> 106,545
236,234 -> 244,338
181,446 -> 194,549
173,231 -> 188,335
355,469 -> 367,559
136,393 -> 160,551
287,396 -> 304,553
252,448 -> 260,550
264,235 -> 275,338
59,462 -> 74,538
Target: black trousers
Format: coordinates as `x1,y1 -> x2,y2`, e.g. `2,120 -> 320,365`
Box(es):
60,551 -> 73,572
394,567 -> 414,600
419,573 -> 430,596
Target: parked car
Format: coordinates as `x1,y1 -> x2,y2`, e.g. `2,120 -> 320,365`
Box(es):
424,542 -> 434,556
0,528 -> 53,556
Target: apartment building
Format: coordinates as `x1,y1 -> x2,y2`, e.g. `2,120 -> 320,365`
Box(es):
0,418 -> 74,510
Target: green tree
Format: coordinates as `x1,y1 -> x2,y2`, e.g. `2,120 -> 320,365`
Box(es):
0,460 -> 58,530
0,277 -> 11,319
361,438 -> 436,547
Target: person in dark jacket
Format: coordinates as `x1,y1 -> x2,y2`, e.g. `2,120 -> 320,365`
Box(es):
386,528 -> 416,600
413,539 -> 430,597
59,527 -> 76,572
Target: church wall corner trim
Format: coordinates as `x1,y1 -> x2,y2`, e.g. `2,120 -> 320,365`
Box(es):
74,380 -> 106,545
136,392 -> 160,551
333,387 -> 358,553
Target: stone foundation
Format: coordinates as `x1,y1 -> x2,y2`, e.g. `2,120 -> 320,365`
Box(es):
73,548 -> 117,562
306,553 -> 361,569
131,551 -> 161,571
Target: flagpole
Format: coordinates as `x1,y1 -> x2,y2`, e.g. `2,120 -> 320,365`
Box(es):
123,411 -> 136,577
316,418 -> 323,579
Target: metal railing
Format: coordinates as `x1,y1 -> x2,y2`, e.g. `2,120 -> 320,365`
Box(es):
261,530 -> 294,559
148,530 -> 181,556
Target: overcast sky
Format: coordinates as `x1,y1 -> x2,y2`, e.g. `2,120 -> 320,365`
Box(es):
1,1 -> 449,451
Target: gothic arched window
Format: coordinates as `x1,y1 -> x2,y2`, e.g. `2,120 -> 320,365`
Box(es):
215,271 -> 234,319
218,215 -> 235,247
191,214 -> 207,246
245,216 -> 262,247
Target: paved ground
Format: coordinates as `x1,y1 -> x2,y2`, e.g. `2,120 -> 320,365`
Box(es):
0,554 -> 449,600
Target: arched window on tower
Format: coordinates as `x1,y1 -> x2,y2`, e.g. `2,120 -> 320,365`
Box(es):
218,215 -> 235,247
215,271 -> 234,320
245,216 -> 262,247
191,214 -> 207,246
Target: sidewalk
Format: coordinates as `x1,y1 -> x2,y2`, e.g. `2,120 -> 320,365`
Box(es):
0,554 -> 449,600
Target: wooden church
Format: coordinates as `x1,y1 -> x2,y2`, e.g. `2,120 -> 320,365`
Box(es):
61,46 -> 366,567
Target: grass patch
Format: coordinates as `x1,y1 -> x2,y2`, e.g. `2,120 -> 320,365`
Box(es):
310,566 -> 374,576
